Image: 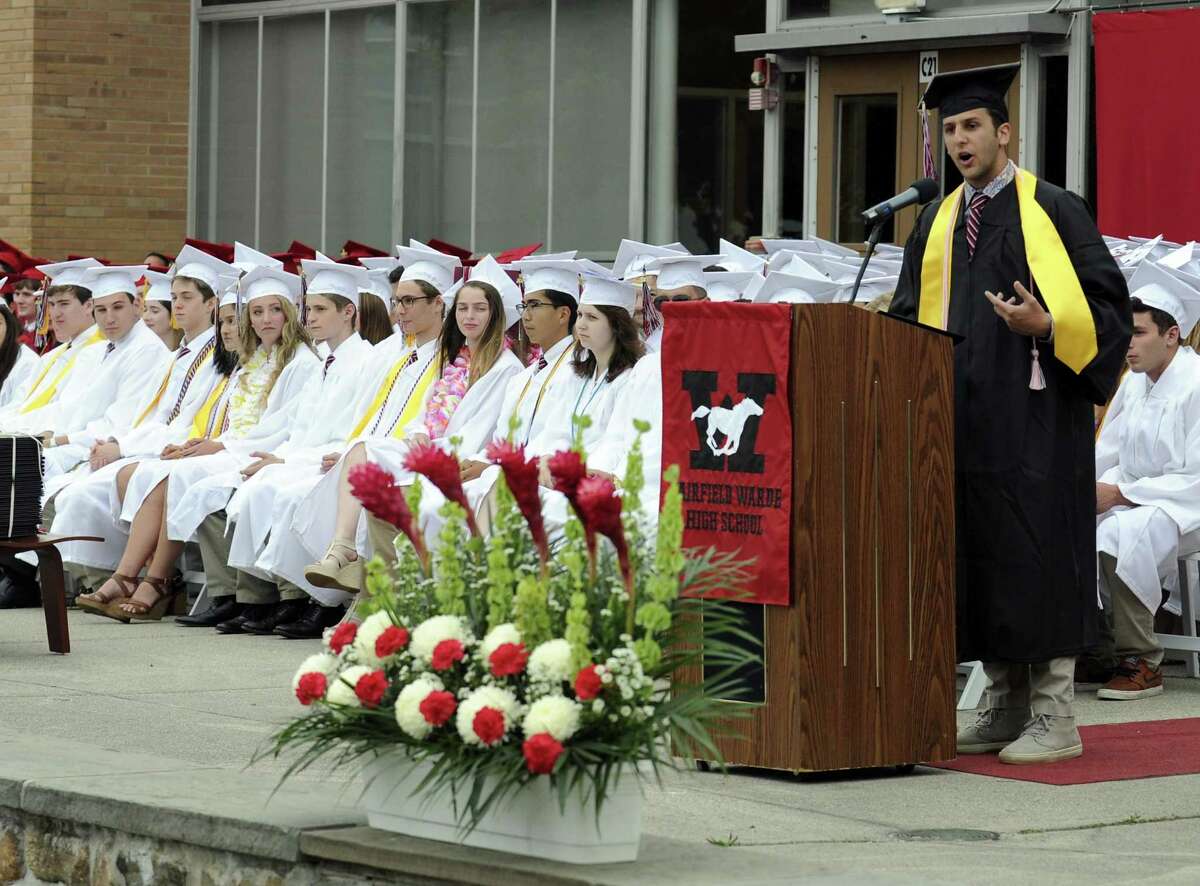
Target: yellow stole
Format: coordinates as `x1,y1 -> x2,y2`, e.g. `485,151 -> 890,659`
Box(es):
191,376 -> 231,439
19,329 -> 106,413
918,168 -> 1098,374
345,350 -> 437,441
132,343 -> 215,429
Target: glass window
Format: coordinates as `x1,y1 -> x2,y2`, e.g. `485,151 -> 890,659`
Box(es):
196,20 -> 257,244
836,94 -> 897,244
1039,55 -> 1068,189
781,72 -> 805,238
474,0 -> 552,253
259,14 -> 325,251
328,6 -> 396,252
403,0 -> 475,249
552,0 -> 632,255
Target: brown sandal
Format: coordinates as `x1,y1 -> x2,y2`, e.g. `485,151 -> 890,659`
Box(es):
102,575 -> 181,623
77,573 -> 139,616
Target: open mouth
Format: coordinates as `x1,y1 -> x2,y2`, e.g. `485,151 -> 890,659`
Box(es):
958,152 -> 974,166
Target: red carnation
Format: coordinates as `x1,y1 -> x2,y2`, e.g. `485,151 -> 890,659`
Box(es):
574,475 -> 632,595
489,642 -> 529,678
348,461 -> 429,568
402,442 -> 480,537
354,669 -> 389,708
375,625 -> 410,660
295,672 -> 327,706
548,449 -> 587,503
431,638 -> 466,671
573,664 -> 603,701
473,707 -> 506,746
419,690 -> 457,726
328,621 -> 357,655
486,440 -> 548,566
522,732 -> 564,775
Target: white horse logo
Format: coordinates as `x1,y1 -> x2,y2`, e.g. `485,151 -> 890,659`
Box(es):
691,396 -> 764,457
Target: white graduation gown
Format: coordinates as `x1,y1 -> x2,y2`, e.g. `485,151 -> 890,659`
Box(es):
1097,347 -> 1200,614
0,346 -> 39,412
0,325 -> 107,432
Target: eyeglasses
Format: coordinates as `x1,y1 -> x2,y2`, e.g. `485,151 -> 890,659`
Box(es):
390,294 -> 437,310
652,294 -> 694,308
516,301 -> 556,314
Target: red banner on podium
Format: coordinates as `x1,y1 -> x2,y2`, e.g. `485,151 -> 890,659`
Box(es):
661,302 -> 792,605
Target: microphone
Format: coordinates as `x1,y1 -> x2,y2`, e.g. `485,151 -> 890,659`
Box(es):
861,178 -> 939,225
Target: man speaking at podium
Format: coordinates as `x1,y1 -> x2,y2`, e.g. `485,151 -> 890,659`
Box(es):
889,64 -> 1131,764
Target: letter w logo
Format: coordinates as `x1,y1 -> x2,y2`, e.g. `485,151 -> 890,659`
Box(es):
681,370 -> 774,474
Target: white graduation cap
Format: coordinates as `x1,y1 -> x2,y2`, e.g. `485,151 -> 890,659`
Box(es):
821,258 -> 869,285
37,257 -> 103,290
217,274 -> 242,309
301,259 -> 368,308
759,238 -> 822,257
768,250 -> 833,282
529,250 -> 577,261
611,239 -> 686,281
752,271 -> 842,305
171,245 -> 237,295
647,253 -> 723,292
716,238 -> 767,273
509,258 -> 582,302
233,242 -> 284,274
466,254 -> 522,328
83,265 -> 147,301
241,265 -> 304,307
359,256 -> 403,274
143,269 -> 172,303
396,241 -> 460,293
1159,242 -> 1198,274
440,279 -> 464,310
705,271 -> 757,302
1121,235 -> 1164,268
1103,235 -> 1131,257
362,268 -> 392,303
873,243 -> 906,259
838,275 -> 899,304
0,277 -> 6,292
580,274 -> 636,316
815,237 -> 860,259
1128,259 -> 1200,337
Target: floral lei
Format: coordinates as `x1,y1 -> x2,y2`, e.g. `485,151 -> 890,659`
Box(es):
226,345 -> 280,438
423,346 -> 471,439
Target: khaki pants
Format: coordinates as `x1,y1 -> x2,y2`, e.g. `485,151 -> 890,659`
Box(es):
1098,552 -> 1164,668
984,657 -> 1076,718
197,511 -> 304,605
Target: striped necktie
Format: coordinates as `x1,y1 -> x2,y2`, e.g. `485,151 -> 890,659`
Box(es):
966,192 -> 989,258
537,355 -> 548,372
102,342 -> 115,360
323,354 -> 335,379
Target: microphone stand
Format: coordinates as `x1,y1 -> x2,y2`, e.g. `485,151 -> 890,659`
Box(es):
847,220 -> 886,306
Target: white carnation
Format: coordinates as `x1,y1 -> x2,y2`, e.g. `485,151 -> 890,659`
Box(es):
410,615 -> 471,665
393,677 -> 444,740
528,639 -> 573,685
455,685 -> 520,746
291,652 -> 339,692
479,622 -> 522,661
353,611 -> 398,667
326,665 -> 371,707
522,696 -> 582,741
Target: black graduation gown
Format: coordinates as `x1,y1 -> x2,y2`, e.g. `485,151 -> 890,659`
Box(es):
890,177 -> 1131,663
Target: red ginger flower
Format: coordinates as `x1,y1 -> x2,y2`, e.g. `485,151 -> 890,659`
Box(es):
573,664 -> 603,701
548,449 -> 587,503
574,475 -> 632,594
489,642 -> 529,678
473,707 -> 506,746
354,670 -> 388,708
295,672 -> 327,706
486,440 -> 548,565
403,442 -> 480,537
523,732 -> 564,775
431,638 -> 465,671
375,625 -> 410,660
420,690 -> 457,726
348,461 -> 429,567
328,622 -> 357,655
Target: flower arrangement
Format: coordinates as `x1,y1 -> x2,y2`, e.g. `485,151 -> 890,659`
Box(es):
262,421 -> 758,833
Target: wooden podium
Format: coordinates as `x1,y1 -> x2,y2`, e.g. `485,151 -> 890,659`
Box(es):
688,304 -> 957,772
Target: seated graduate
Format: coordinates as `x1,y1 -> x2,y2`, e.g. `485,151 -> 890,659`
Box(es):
9,272 -> 53,354
142,269 -> 183,351
80,265 -> 320,622
611,239 -> 686,353
0,299 -> 41,412
168,259 -> 377,636
1095,260 -> 1200,701
297,258 -> 523,595
358,269 -> 398,346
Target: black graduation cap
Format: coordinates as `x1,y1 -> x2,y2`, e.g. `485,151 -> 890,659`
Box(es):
919,63 -> 1019,122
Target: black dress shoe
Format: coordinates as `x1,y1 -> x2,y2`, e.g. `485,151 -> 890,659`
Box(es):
273,602 -> 346,639
215,603 -> 271,635
242,599 -> 309,635
0,573 -> 40,609
176,597 -> 241,627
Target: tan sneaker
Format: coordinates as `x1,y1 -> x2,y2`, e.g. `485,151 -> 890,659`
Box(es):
303,544 -> 362,593
998,714 -> 1082,765
956,707 -> 1027,754
1096,657 -> 1164,701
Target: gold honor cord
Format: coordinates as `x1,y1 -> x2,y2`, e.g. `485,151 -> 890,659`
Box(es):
132,339 -> 216,429
347,350 -> 417,441
918,168 -> 1098,374
511,344 -> 573,441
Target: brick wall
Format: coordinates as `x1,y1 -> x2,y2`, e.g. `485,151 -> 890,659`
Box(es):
0,0 -> 36,251
2,0 -> 191,264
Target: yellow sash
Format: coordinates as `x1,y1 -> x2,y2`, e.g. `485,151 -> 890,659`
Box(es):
390,358 -> 438,439
18,329 -> 106,413
918,168 -> 1098,374
191,376 -> 230,439
348,352 -> 413,440
132,345 -> 215,429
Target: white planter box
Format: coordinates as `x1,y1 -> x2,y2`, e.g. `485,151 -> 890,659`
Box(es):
359,755 -> 645,864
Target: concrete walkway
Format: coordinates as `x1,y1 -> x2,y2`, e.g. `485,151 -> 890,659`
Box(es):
2,608 -> 1200,884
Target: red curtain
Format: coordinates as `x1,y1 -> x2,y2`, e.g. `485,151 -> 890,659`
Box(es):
1094,10 -> 1200,241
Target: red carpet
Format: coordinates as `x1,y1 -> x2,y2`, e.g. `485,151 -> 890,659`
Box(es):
931,718 -> 1200,785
